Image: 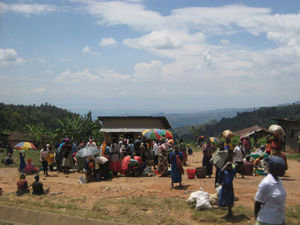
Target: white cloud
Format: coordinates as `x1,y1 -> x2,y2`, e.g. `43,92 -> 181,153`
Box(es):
220,39 -> 230,45
0,48 -> 24,65
132,60 -> 163,82
54,69 -> 100,83
37,58 -> 46,63
32,87 -> 46,94
2,2 -> 300,110
77,0 -> 164,31
0,2 -> 57,15
60,58 -> 72,62
82,46 -> 99,55
99,37 -> 118,47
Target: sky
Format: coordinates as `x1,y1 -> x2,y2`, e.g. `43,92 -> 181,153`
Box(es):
0,0 -> 300,115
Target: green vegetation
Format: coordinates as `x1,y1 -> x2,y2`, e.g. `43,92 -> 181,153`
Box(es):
0,102 -> 75,133
0,149 -> 40,168
0,103 -> 103,148
0,221 -> 14,225
174,103 -> 300,142
286,153 -> 300,160
0,193 -> 299,225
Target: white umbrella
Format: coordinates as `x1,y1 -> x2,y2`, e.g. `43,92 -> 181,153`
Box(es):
76,146 -> 100,158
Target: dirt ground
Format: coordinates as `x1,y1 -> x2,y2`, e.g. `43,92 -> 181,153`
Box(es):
1,151 -> 300,209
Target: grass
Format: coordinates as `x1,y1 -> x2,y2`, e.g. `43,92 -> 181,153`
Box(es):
286,205 -> 300,225
0,221 -> 14,225
286,153 -> 300,160
0,193 -> 300,225
192,206 -> 253,224
0,149 -> 41,168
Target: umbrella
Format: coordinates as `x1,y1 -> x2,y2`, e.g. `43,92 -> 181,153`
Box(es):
209,137 -> 219,143
155,129 -> 173,139
14,141 -> 37,150
76,146 -> 100,158
142,129 -> 161,140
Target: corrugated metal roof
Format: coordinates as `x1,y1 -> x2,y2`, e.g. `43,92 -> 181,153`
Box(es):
100,128 -> 148,133
234,125 -> 270,137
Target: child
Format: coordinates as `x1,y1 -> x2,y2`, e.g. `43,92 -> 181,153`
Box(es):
187,144 -> 193,155
218,162 -> 236,217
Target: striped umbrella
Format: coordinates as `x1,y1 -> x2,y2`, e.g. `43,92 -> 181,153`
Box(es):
14,141 -> 37,150
155,129 -> 173,139
142,129 -> 161,140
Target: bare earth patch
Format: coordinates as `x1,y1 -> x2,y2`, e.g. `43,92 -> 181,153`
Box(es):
1,152 -> 300,225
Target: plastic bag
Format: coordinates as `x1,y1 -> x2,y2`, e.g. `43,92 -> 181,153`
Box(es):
78,176 -> 86,184
187,188 -> 212,210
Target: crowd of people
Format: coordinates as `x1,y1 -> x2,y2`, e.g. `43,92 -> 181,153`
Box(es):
203,131 -> 287,223
11,135 -> 188,186
0,128 -> 289,224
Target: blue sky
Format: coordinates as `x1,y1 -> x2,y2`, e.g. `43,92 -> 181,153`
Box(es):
0,0 -> 300,115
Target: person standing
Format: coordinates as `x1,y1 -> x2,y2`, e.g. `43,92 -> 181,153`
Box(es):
61,138 -> 73,173
46,144 -> 54,171
179,139 -> 187,166
233,141 -> 244,178
254,156 -> 286,225
40,145 -> 49,176
110,141 -> 120,177
169,146 -> 184,189
218,162 -> 236,218
202,139 -> 216,178
153,141 -> 159,169
86,136 -> 97,148
210,141 -> 228,187
158,142 -> 169,177
19,152 -> 26,173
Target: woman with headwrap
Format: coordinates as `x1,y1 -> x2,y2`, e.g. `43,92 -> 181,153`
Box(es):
169,145 -> 183,189
254,156 -> 286,225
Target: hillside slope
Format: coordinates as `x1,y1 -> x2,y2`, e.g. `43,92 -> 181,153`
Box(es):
174,104 -> 300,142
0,102 -> 77,132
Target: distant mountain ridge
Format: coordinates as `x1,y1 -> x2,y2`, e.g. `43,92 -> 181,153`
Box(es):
173,103 -> 300,142
152,108 -> 252,128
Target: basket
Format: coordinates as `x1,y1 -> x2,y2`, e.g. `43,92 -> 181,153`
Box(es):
196,166 -> 206,178
187,168 -> 196,179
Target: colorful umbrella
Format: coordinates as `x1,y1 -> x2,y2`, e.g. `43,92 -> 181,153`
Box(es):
209,137 -> 220,143
155,129 -> 173,139
14,141 -> 37,150
142,129 -> 161,140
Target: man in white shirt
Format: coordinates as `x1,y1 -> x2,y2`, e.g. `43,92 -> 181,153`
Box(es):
153,141 -> 159,169
254,156 -> 286,225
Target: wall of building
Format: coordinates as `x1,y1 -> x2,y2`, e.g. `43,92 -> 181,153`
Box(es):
279,121 -> 300,153
101,118 -> 167,129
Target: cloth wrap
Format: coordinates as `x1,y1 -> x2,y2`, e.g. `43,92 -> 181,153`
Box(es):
265,156 -> 285,176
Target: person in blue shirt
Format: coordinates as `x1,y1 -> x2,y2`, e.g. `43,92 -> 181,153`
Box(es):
218,161 -> 236,217
169,145 -> 184,189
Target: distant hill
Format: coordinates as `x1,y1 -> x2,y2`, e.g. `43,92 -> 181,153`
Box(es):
0,102 -> 77,133
153,108 -> 251,128
174,103 -> 300,142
